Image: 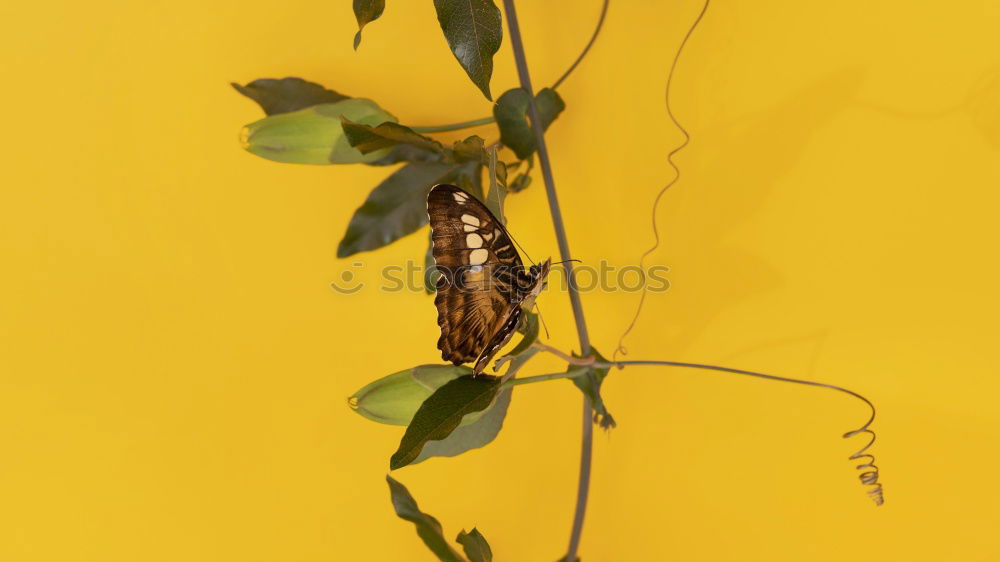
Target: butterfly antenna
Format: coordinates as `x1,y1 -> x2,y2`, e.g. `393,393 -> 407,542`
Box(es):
495,220 -> 536,265
534,303 -> 551,339
552,259 -> 582,266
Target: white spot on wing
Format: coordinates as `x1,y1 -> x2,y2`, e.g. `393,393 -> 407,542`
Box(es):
469,265 -> 483,273
461,214 -> 480,226
482,231 -> 493,241
452,191 -> 469,203
463,224 -> 477,232
469,249 -> 489,265
466,233 -> 483,248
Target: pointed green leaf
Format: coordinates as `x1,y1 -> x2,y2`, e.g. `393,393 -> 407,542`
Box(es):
336,161 -> 457,257
451,135 -> 488,163
411,386 -> 511,465
241,99 -> 396,165
569,347 -> 616,430
341,118 -> 447,156
352,0 -> 385,50
390,375 -> 502,470
231,77 -> 349,115
509,154 -> 533,192
386,475 -> 466,562
493,88 -> 566,159
433,0 -> 502,100
457,528 -> 493,562
484,149 -> 507,221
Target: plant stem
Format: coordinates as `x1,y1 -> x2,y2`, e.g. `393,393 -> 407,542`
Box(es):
501,2 -> 593,560
410,116 -> 496,133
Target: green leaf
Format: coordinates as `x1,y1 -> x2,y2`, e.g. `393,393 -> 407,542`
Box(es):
341,118 -> 446,156
352,0 -> 385,50
337,161 -> 457,257
509,154 -> 533,192
411,385 -> 511,465
231,77 -> 349,115
451,135 -> 488,163
454,161 -> 484,200
457,528 -> 493,562
569,347 -> 616,430
349,364 -> 471,426
433,0 -> 502,100
390,375 -> 502,470
493,88 -> 566,159
365,144 -> 445,166
241,99 -> 396,165
386,475 -> 466,562
484,149 -> 507,221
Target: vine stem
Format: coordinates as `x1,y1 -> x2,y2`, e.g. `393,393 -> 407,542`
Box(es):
501,1 -> 594,560
410,116 -> 496,133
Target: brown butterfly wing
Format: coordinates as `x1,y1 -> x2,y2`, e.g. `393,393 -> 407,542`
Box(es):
427,184 -> 524,374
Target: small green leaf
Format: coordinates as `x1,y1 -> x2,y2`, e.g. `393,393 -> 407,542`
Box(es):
390,375 -> 502,470
570,347 -> 616,430
451,136 -> 488,163
386,475 -> 466,562
484,148 -> 507,221
509,173 -> 531,192
433,0 -> 502,100
349,364 -> 471,426
341,119 -> 446,156
337,161 -> 456,257
241,99 -> 396,165
457,528 -> 493,562
493,88 -> 566,159
508,154 -> 533,192
352,0 -> 385,50
231,77 -> 349,115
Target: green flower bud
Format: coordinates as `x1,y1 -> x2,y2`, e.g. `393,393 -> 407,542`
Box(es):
349,365 -> 492,426
241,98 -> 396,164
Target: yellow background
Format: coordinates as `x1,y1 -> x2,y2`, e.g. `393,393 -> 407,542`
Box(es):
3,0 -> 999,560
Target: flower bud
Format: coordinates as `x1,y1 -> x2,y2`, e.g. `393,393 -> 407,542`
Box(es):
241,98 -> 396,164
349,365 -> 489,426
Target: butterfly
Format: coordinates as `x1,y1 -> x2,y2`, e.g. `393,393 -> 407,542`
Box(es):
427,184 -> 551,376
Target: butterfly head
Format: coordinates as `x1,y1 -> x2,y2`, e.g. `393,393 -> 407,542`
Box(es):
520,258 -> 551,310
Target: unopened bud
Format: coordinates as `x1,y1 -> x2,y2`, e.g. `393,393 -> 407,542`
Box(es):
241,98 -> 396,164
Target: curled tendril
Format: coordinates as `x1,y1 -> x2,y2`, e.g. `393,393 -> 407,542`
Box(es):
614,0 -> 711,362
529,344 -> 886,506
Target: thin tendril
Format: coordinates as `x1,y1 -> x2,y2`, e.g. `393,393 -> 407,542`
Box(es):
526,344 -> 886,505
614,0 -> 710,363
552,0 -> 610,90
